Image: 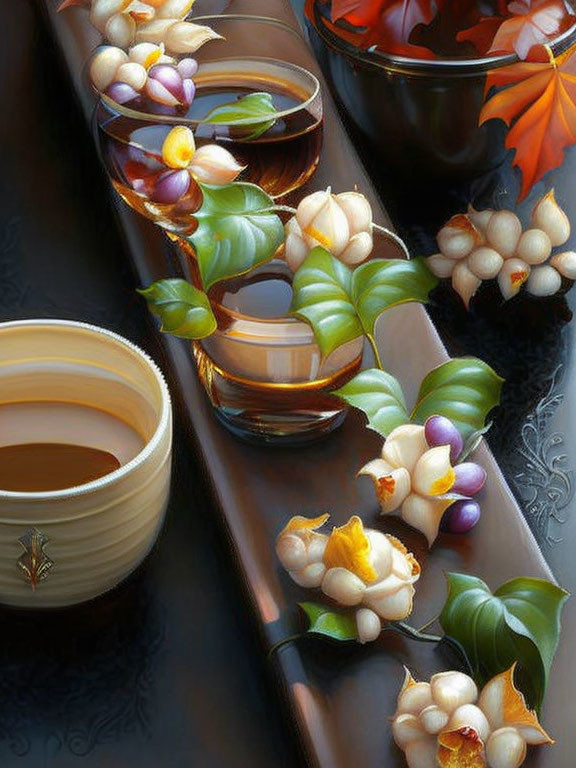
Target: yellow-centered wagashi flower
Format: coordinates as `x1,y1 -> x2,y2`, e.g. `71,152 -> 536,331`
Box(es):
276,514 -> 420,643
392,665 -> 552,768
161,126 -> 244,185
359,424 -> 462,547
60,0 -> 222,53
90,42 -> 172,93
283,188 -> 374,271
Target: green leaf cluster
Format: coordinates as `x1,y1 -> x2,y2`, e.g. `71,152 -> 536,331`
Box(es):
336,358 -> 503,440
290,248 -> 438,359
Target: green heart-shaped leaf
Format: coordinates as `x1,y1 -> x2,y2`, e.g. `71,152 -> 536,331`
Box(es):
200,91 -> 278,140
299,602 -> 358,642
291,249 -> 437,358
189,182 -> 284,290
411,358 -> 504,440
439,573 -> 569,710
139,279 -> 216,339
351,257 -> 438,337
334,368 -> 409,437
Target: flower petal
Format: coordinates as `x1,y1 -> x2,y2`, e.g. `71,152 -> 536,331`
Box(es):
363,575 -> 416,620
289,562 -> 326,588
437,726 -> 486,768
355,607 -> 381,644
478,665 -> 553,745
323,515 -> 377,583
302,195 -> 350,255
335,191 -> 373,235
162,125 -> 195,169
405,738 -> 441,768
382,424 -> 428,473
387,535 -> 421,582
365,529 -> 393,580
278,513 -> 330,538
321,567 -> 366,606
339,231 -> 373,265
431,671 -> 478,715
358,459 -> 411,514
401,493 -> 456,547
188,144 -> 245,185
485,727 -> 527,768
413,445 -> 455,497
395,667 -> 434,716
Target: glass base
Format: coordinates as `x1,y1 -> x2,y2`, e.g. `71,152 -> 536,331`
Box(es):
212,406 -> 348,447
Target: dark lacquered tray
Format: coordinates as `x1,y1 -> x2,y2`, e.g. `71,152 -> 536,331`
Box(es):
42,1 -> 576,766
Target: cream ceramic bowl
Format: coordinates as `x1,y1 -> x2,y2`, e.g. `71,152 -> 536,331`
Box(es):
0,320 -> 172,608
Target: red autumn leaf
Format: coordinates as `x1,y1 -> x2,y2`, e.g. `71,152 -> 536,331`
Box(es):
331,0 -> 388,26
331,0 -> 437,42
459,0 -> 576,60
480,44 -> 576,200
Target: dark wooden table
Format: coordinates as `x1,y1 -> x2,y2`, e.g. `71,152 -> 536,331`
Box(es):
4,0 -> 576,766
0,2 -> 301,765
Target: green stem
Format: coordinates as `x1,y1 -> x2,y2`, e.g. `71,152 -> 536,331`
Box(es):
387,621 -> 443,644
367,334 -> 384,370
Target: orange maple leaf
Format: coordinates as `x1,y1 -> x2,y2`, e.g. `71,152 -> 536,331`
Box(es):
459,0 -> 575,59
480,44 -> 576,201
331,0 -> 388,26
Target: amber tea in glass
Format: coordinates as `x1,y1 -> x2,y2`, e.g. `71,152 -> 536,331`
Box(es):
96,58 -> 323,234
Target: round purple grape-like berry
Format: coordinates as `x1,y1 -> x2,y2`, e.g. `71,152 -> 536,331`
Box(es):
150,169 -> 191,204
106,81 -> 139,105
452,462 -> 487,496
424,415 -> 463,462
441,500 -> 481,534
177,58 -> 198,79
148,64 -> 185,103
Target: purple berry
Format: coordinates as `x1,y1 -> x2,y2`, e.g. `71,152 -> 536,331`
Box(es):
452,462 -> 487,496
148,64 -> 185,102
150,169 -> 191,204
424,415 -> 463,462
177,58 -> 198,79
106,81 -> 139,104
441,500 -> 481,534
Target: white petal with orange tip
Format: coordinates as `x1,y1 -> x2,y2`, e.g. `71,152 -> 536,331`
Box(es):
438,214 -> 481,260
412,445 -> 455,497
498,258 -> 530,300
301,194 -> 350,255
155,0 -> 194,19
532,189 -> 570,247
128,41 -> 165,68
358,459 -> 411,514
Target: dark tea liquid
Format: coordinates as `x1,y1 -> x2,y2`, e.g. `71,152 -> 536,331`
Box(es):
0,402 -> 144,493
98,72 -> 323,232
0,444 -> 121,492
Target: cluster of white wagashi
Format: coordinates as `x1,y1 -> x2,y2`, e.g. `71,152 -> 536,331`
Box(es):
428,191 -> 576,307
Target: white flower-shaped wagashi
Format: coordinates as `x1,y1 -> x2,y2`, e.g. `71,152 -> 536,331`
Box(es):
359,425 -> 463,546
393,668 -> 489,768
60,0 -> 222,53
283,189 -> 374,271
479,666 -> 553,768
276,514 -> 420,643
392,665 -> 553,768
